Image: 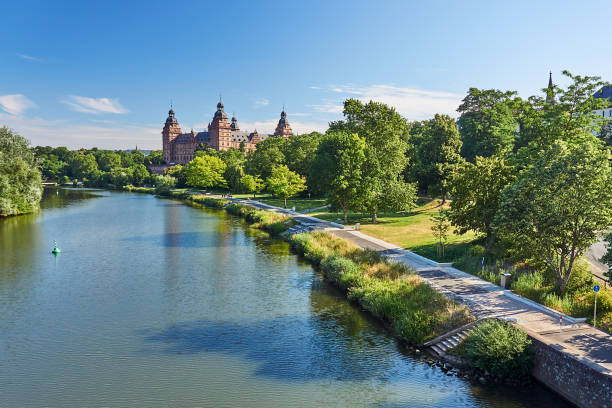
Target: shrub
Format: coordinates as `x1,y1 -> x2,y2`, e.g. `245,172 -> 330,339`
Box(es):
154,175 -> 176,196
464,319 -> 533,377
468,244 -> 485,257
320,255 -> 363,290
510,271 -> 549,302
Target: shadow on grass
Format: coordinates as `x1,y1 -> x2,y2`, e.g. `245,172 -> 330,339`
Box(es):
410,241 -> 476,263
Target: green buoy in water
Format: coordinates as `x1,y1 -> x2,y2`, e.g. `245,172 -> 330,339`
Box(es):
51,240 -> 61,254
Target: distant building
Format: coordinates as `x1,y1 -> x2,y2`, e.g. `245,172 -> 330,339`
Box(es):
593,85 -> 612,119
162,101 -> 293,165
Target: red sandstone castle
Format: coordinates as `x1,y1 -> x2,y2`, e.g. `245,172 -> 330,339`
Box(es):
162,101 -> 293,165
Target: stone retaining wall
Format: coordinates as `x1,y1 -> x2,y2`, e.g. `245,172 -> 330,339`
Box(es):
530,333 -> 611,408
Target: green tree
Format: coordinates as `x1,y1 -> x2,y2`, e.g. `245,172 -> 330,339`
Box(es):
240,174 -> 264,198
266,165 -> 306,208
494,140 -> 612,293
69,153 -> 99,180
329,99 -> 411,222
412,114 -> 463,202
184,155 -> 227,189
131,163 -> 149,186
0,127 -> 42,216
154,174 -> 176,196
110,167 -> 133,188
312,132 -> 368,224
145,150 -> 165,166
448,154 -> 515,251
97,151 -> 122,172
430,209 -> 450,257
457,88 -> 519,162
245,137 -> 286,179
166,165 -> 186,188
515,71 -> 610,154
282,132 -> 323,177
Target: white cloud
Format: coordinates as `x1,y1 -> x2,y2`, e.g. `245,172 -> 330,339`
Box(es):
0,94 -> 37,115
309,86 -> 321,90
312,84 -> 463,120
17,53 -> 44,62
61,95 -> 128,114
255,99 -> 270,106
308,101 -> 343,114
0,113 -> 159,150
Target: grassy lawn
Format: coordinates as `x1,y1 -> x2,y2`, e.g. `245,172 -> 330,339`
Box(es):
310,198 -> 479,262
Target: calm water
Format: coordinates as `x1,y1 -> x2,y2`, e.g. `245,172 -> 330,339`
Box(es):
0,189 -> 570,407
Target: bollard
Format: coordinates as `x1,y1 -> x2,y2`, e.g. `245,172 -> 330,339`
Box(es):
559,315 -> 563,332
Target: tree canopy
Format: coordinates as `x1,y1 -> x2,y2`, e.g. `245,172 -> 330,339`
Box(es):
0,127 -> 42,216
494,140 -> 612,293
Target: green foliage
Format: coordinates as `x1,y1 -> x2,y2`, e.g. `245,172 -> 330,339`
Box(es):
145,150 -> 165,166
265,165 -> 306,207
329,99 -> 411,221
494,140 -> 612,293
109,167 -> 133,188
410,114 -> 463,200
245,136 -> 286,179
515,71 -> 611,154
448,154 -> 515,249
184,154 -> 227,189
289,231 -> 472,344
463,319 -> 533,377
310,132 -> 368,223
0,127 -> 42,216
282,132 -> 322,177
457,88 -> 519,161
240,174 -> 264,197
154,175 -> 176,196
430,209 -> 450,257
224,202 -> 292,235
69,152 -> 99,180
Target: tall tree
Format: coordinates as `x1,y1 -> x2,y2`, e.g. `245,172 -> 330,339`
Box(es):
69,153 -> 99,180
412,114 -> 463,202
265,165 -> 306,208
329,99 -> 413,222
245,136 -> 287,179
282,132 -> 323,177
0,127 -> 42,216
448,154 -> 515,251
311,132 -> 368,224
457,88 -> 518,162
494,140 -> 612,293
184,155 -> 226,189
240,174 -> 264,198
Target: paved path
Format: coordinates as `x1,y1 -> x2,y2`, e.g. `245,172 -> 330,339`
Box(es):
233,198 -> 612,375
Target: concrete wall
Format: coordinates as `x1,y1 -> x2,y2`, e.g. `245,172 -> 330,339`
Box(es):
530,333 -> 611,408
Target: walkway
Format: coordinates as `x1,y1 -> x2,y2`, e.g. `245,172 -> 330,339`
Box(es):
238,198 -> 612,376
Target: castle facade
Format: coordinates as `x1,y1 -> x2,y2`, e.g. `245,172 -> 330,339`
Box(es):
162,101 -> 293,165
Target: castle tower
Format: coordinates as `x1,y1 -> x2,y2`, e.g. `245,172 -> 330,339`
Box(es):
162,108 -> 182,163
273,109 -> 293,138
231,114 -> 239,131
208,100 -> 232,150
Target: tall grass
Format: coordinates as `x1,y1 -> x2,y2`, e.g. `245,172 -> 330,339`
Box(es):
289,231 -> 472,344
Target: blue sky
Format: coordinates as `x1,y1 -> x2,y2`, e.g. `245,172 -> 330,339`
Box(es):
1,0 -> 610,149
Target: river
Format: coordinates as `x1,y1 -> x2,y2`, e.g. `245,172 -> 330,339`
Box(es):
0,189 -> 571,407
